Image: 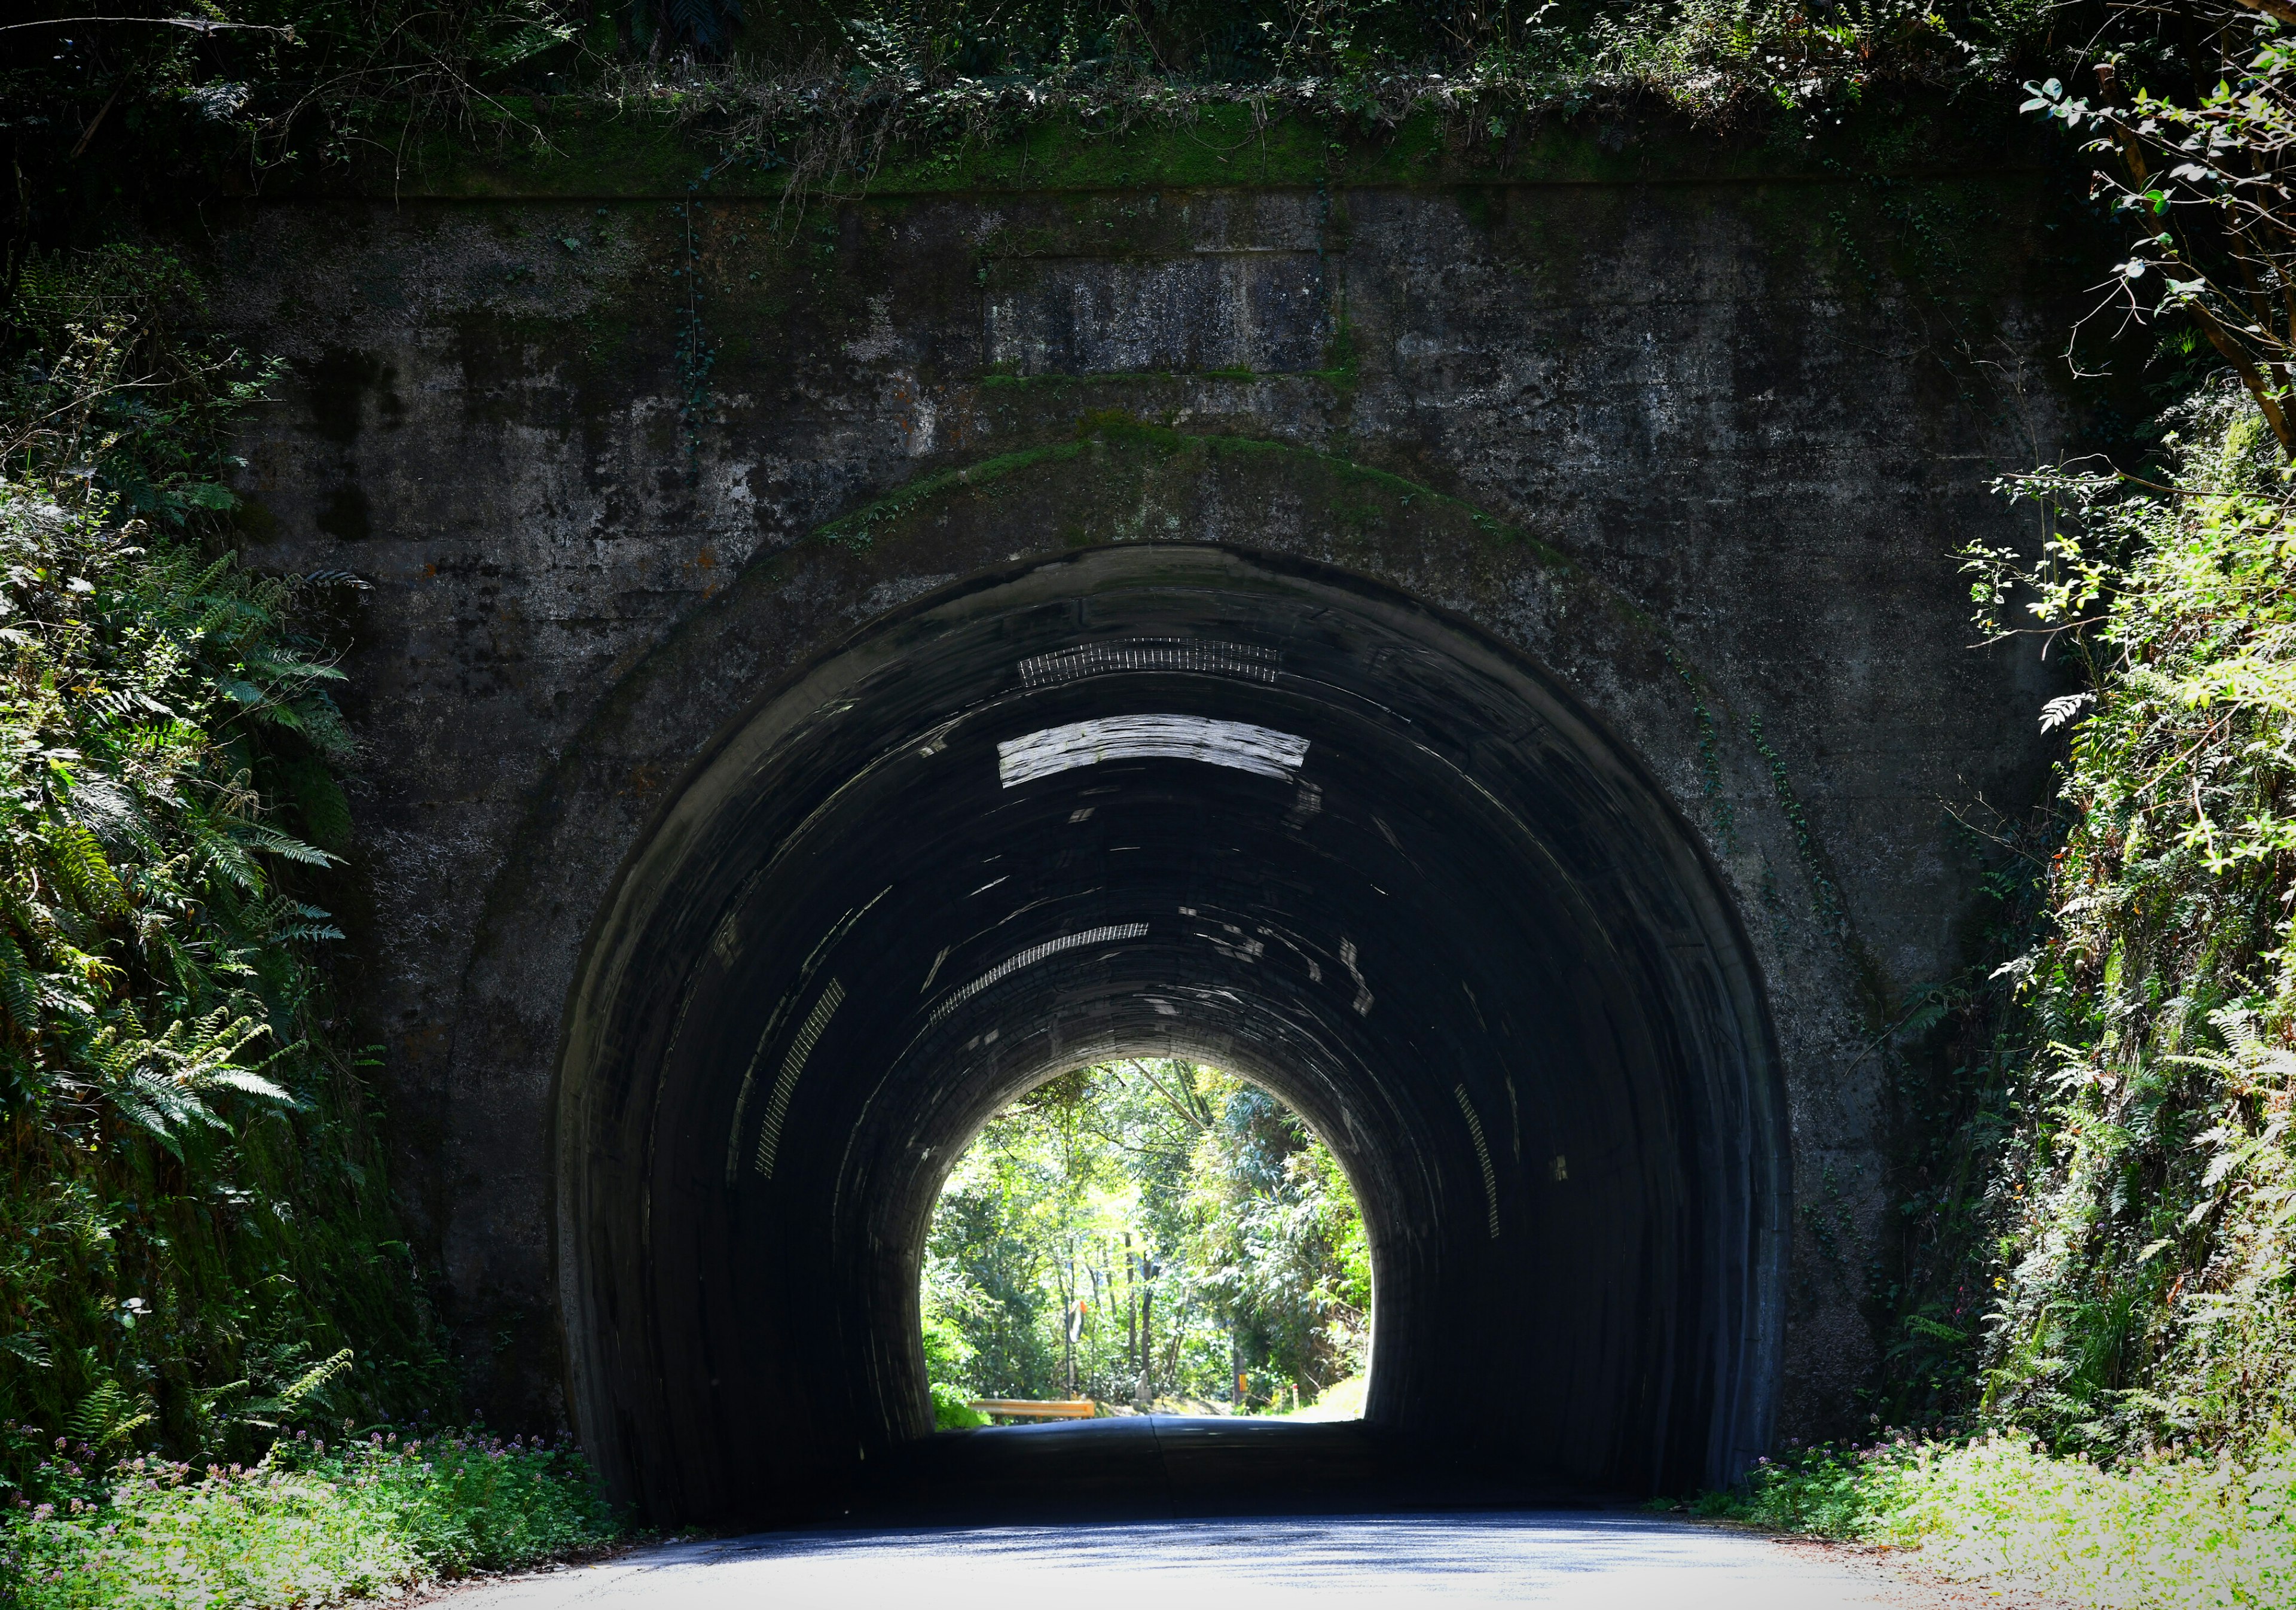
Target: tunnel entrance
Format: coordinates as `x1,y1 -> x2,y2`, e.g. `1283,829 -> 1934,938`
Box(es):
923,1059 -> 1372,1423
554,544 -> 1787,1522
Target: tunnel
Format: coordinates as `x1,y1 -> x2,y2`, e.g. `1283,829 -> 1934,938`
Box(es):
552,543 -> 1788,1522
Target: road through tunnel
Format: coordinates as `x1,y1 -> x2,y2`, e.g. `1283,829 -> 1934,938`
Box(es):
554,545 -> 1787,1523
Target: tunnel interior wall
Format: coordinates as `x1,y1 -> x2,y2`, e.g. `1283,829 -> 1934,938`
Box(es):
558,548 -> 1784,1515
206,154 -> 2080,1507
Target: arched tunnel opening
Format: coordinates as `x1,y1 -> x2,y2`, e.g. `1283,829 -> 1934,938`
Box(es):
554,544 -> 1788,1523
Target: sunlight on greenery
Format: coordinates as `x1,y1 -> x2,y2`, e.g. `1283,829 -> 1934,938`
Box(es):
921,1060 -> 1370,1420
0,1430 -> 621,1610
1692,1431 -> 2295,1610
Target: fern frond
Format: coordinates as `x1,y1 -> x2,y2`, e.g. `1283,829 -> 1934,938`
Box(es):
252,1347 -> 353,1422
0,929 -> 45,1036
234,824 -> 337,868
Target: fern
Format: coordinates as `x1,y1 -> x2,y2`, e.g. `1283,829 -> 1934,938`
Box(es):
243,1347 -> 354,1428
0,264 -> 450,1489
67,1379 -> 154,1450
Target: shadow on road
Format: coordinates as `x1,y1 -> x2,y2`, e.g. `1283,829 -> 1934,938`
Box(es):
862,1416 -> 1619,1524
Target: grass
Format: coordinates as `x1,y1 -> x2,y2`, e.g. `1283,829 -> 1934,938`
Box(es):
1277,1375 -> 1367,1422
0,1428 -> 624,1609
1693,1431 -> 2296,1610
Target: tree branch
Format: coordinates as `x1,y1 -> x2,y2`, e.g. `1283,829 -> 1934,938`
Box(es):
2226,0 -> 2296,29
0,16 -> 294,35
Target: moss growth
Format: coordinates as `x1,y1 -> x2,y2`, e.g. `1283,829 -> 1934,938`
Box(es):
320,91 -> 2048,203
812,422 -> 1581,573
817,441 -> 1089,548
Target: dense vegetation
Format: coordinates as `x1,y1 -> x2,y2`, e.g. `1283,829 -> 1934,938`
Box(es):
1700,1430 -> 2294,1608
1840,1 -> 2296,1467
0,117 -> 621,1610
4,1 -> 2069,255
1683,7 -> 2296,1603
0,251 -> 451,1481
923,1062 -> 1369,1419
4,1429 -> 618,1608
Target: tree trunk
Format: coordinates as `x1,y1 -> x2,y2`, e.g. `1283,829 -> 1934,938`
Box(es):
1138,1274 -> 1154,1406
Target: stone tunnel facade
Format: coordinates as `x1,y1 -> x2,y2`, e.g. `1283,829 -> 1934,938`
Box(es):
212,163 -> 2074,1517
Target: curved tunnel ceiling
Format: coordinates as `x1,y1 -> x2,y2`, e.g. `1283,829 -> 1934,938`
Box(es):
555,545 -> 1788,1522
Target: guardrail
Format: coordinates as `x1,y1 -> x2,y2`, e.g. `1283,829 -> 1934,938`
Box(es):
969,1398 -> 1098,1421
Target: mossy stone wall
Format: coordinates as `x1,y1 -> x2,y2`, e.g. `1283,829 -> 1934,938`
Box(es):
212,130 -> 2086,1456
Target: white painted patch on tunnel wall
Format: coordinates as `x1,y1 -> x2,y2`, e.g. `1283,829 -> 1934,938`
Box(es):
724,989 -> 798,1182
1455,1084 -> 1501,1240
1018,639 -> 1278,687
997,716 -> 1308,787
929,923 -> 1150,1022
753,979 -> 845,1180
1340,938 -> 1373,1016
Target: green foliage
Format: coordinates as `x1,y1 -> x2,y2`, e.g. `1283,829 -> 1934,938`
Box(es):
1,1429 -> 622,1609
2,1 -> 2068,254
1956,380 -> 2296,1460
1694,1430 -> 2296,1609
2021,4 -> 2296,453
922,1061 -> 1368,1411
0,249 -> 448,1506
593,1 -> 2060,211
928,1381 -> 987,1430
1181,1081 -> 1372,1401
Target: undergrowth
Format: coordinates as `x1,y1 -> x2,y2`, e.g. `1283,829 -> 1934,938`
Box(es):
4,1 -> 2069,252
1695,1431 -> 2296,1609
2,1428 -> 622,1609
1965,376 -> 2296,1461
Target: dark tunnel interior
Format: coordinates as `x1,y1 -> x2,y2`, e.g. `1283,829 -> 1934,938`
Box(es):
553,545 -> 1789,1523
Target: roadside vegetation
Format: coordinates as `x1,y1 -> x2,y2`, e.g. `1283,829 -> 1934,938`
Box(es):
0,208 -> 622,1610
1698,1429 -> 2294,1609
3,1429 -> 617,1610
1695,7 -> 2296,1605
923,1060 -> 1369,1422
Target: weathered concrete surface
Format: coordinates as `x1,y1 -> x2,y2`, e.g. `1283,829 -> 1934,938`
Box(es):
212,158 -> 2077,1484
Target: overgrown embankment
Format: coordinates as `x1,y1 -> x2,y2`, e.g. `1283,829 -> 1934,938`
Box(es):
0,251 -> 447,1472
1695,11 -> 2296,1603
1694,378 -> 2296,1608
1854,0 -> 2296,1478
0,253 -> 624,1600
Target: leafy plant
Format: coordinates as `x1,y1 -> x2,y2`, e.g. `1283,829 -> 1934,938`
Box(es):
2025,3 -> 2296,451
1,1428 -> 622,1609
1695,1429 -> 2296,1609
1962,376 -> 2296,1460
0,248 -> 448,1504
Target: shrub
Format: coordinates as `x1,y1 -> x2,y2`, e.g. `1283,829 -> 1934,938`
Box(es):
1702,1432 -> 2296,1610
929,1383 -> 986,1431
0,1428 -> 622,1610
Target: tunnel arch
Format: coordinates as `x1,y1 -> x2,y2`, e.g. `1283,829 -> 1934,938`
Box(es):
554,540 -> 1787,1521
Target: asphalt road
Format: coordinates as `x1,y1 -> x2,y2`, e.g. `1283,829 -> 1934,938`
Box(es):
444,1510 -> 1993,1610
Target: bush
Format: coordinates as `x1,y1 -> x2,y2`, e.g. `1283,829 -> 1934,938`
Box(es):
930,1383 -> 986,1431
1699,1432 -> 2296,1610
0,1428 -> 622,1609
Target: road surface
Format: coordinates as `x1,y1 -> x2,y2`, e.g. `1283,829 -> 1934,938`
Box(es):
445,1510 -> 2031,1610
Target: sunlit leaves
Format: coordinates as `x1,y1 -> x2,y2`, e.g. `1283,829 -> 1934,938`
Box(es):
923,1061 -> 1368,1407
1973,380 -> 2296,1458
